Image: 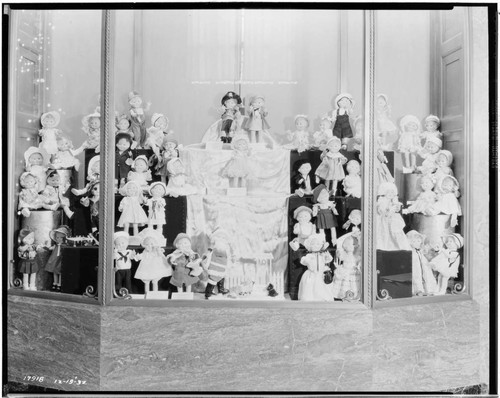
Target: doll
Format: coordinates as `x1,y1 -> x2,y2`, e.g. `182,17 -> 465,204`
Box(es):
82,112 -> 101,153
24,146 -> 50,192
17,228 -> 42,290
421,114 -> 443,142
219,91 -> 242,144
312,184 -> 339,246
313,116 -> 334,149
351,115 -> 363,152
429,233 -> 464,295
285,114 -> 311,153
147,182 -> 167,230
39,111 -> 63,155
115,114 -> 136,145
298,233 -> 334,302
417,136 -> 443,175
45,225 -> 71,292
50,136 -> 87,171
40,170 -> 74,219
154,137 -> 180,184
113,231 -> 137,293
293,161 -> 313,197
331,235 -> 361,299
166,233 -> 201,293
127,155 -> 152,191
241,95 -> 270,143
406,230 -> 438,296
146,113 -> 173,155
342,160 -> 362,198
331,93 -> 355,149
289,206 -> 315,251
18,172 -> 43,217
432,149 -> 454,181
315,137 -> 347,196
128,91 -> 151,148
117,180 -> 148,236
80,180 -> 100,239
115,132 -> 134,191
397,115 -> 423,172
165,158 -> 197,197
71,155 -> 100,196
375,94 -> 397,150
134,231 -> 171,294
342,209 -> 362,238
430,175 -> 462,227
402,175 -> 437,215
220,134 -> 252,188
201,229 -> 232,299
375,182 -> 411,251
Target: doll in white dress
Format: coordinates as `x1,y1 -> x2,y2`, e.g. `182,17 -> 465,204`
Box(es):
312,116 -> 334,149
432,150 -> 454,181
40,170 -> 74,219
220,134 -> 252,188
375,94 -> 398,150
342,160 -> 362,198
421,114 -> 443,143
24,146 -> 50,192
429,175 -> 462,228
331,234 -> 361,299
402,175 -> 437,215
298,234 -> 334,302
406,230 -> 438,296
127,155 -> 152,191
285,114 -> 311,153
417,136 -> 443,175
39,111 -> 63,156
398,114 -> 423,173
375,182 -> 411,251
429,233 -> 463,295
18,172 -> 43,217
147,182 -> 167,231
342,209 -> 362,238
289,206 -> 315,251
165,158 -> 197,197
82,112 -> 101,153
146,113 -> 173,156
50,136 -> 87,171
241,95 -> 270,143
315,137 -> 347,196
117,180 -> 148,236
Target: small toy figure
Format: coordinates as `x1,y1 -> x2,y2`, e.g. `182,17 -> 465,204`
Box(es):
313,116 -> 334,149
312,184 -> 339,246
406,230 -> 438,296
17,228 -> 42,290
220,134 -> 252,189
432,149 -> 454,181
421,114 -> 443,142
115,133 -> 134,191
315,137 -> 347,196
417,136 -> 443,175
402,175 -> 437,215
351,115 -> 363,152
375,138 -> 395,185
134,230 -> 171,294
80,180 -> 100,239
375,182 -> 411,251
153,137 -> 180,184
165,158 -> 197,197
113,231 -> 136,294
298,233 -> 334,302
128,91 -> 151,148
397,114 -> 423,173
82,112 -> 101,153
342,209 -> 362,237
50,136 -> 87,171
147,182 -> 167,231
18,172 -> 43,217
40,170 -> 74,219
201,229 -> 232,299
375,94 -> 397,150
24,146 -> 50,192
289,206 -> 315,251
45,225 -> 71,292
146,113 -> 173,155
241,95 -> 270,143
292,161 -> 313,197
331,235 -> 361,299
127,155 -> 152,191
429,233 -> 464,295
219,91 -> 242,143
71,155 -> 100,196
117,180 -> 148,236
430,175 -> 462,227
331,93 -> 355,149
167,233 -> 201,293
39,111 -> 63,155
285,114 -> 311,153
342,159 -> 362,198
115,114 -> 135,141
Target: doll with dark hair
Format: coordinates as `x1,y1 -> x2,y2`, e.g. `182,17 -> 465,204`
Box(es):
219,91 -> 242,143
115,132 -> 134,192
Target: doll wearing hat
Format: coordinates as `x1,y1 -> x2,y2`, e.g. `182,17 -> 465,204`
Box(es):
45,225 -> 71,292
154,137 -> 181,185
312,184 -> 339,246
292,161 -> 314,197
241,95 -> 270,144
127,155 -> 152,191
201,229 -> 232,299
315,137 -> 347,196
432,149 -> 454,181
82,112 -> 101,153
417,136 -> 443,175
219,91 -> 242,144
375,94 -> 397,150
289,206 -> 315,251
113,231 -> 137,293
166,233 -> 201,293
398,114 -> 423,172
146,113 -> 173,156
24,146 -> 50,192
18,172 -> 43,217
406,230 -> 438,296
285,115 -> 311,153
147,182 -> 167,230
39,111 -> 63,155
17,228 -> 43,290
50,136 -> 87,171
429,175 -> 462,227
79,179 -> 100,239
331,93 -> 355,149
128,91 -> 151,148
40,170 -> 74,219
165,158 -> 197,197
429,233 -> 464,295
421,114 -> 443,143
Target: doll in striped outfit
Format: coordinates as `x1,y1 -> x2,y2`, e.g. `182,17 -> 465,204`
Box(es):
201,229 -> 232,299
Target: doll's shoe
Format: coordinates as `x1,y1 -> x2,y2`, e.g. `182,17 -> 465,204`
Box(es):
216,280 -> 229,295
51,284 -> 58,291
29,285 -> 37,291
56,285 -> 61,292
205,283 -> 215,299
22,283 -> 29,290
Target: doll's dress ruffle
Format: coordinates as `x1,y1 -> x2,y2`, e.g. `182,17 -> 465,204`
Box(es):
298,252 -> 334,301
117,196 -> 148,227
134,251 -> 172,281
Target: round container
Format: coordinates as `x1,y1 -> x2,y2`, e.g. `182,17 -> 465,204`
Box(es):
402,173 -> 422,204
21,210 -> 63,245
411,213 -> 455,244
